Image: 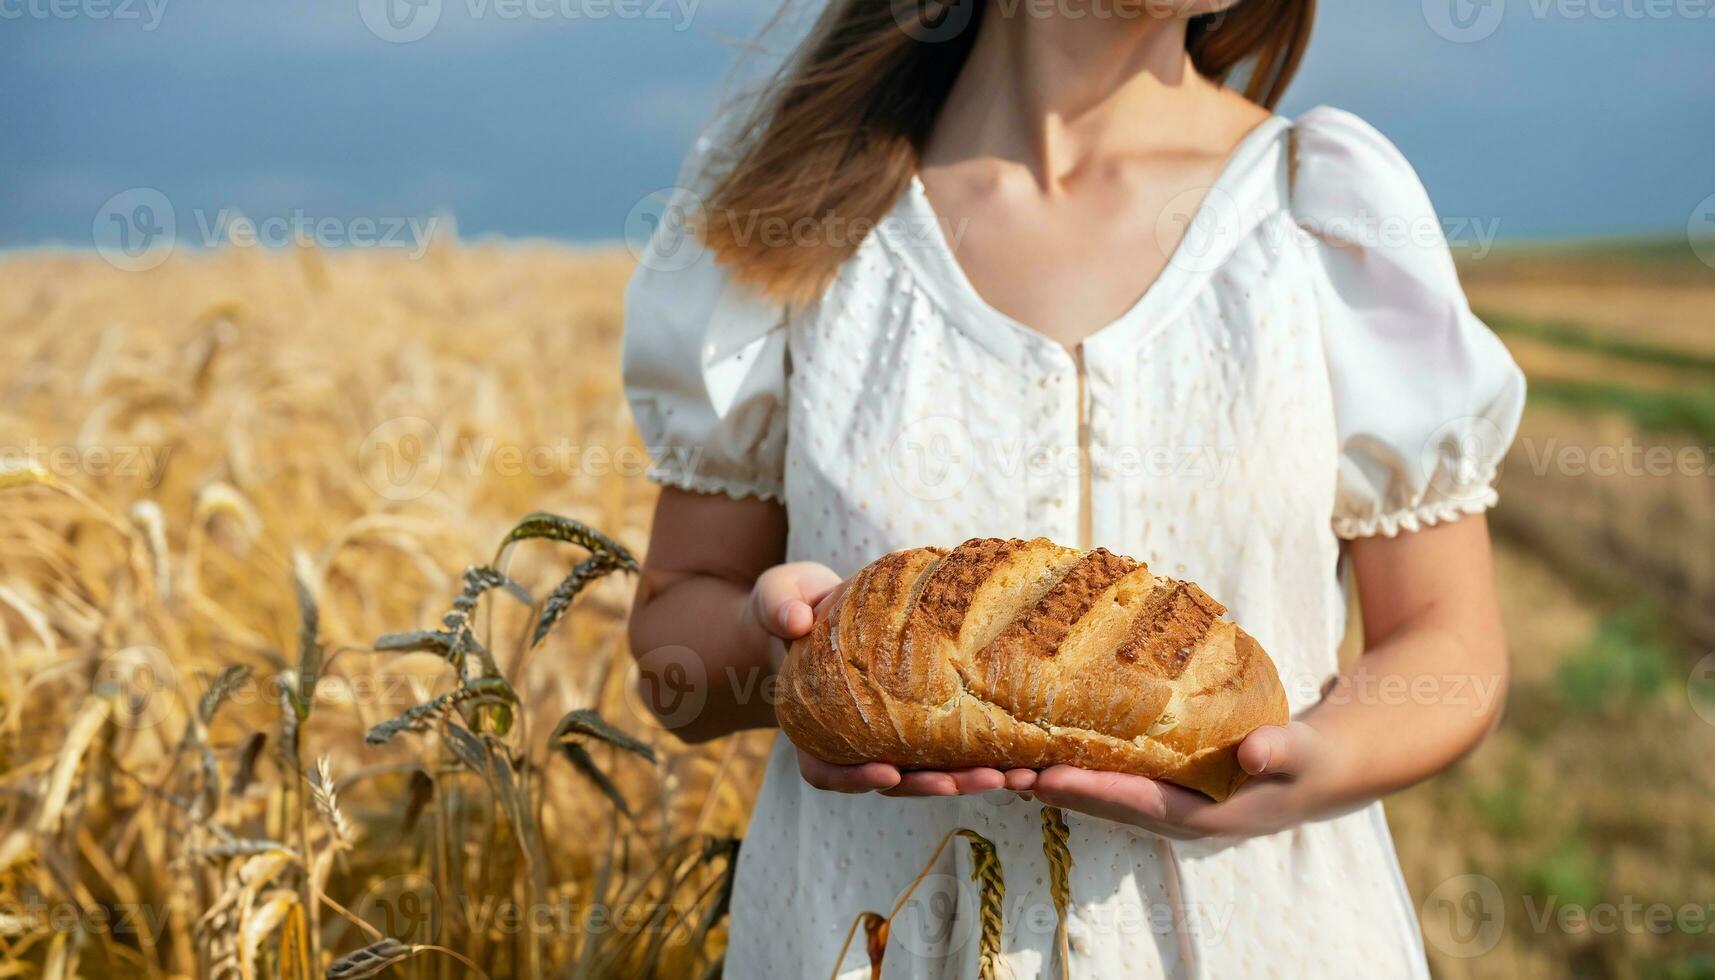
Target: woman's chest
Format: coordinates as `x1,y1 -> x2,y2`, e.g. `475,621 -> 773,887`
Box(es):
910,180 -> 1195,349
781,233 -> 1340,582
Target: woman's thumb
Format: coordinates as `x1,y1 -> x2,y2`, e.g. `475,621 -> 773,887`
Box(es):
1237,725 -> 1301,777
753,563 -> 837,639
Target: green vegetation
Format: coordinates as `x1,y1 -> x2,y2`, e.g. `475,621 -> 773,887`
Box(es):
1527,379 -> 1715,446
1553,605 -> 1675,716
1460,235 -> 1715,283
1481,310 -> 1715,374
1471,307 -> 1715,443
1511,839 -> 1606,913
1639,951 -> 1715,980
1527,236 -> 1713,272
1467,763 -> 1534,837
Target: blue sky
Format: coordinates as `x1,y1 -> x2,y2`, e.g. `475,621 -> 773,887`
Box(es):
3,0 -> 1712,251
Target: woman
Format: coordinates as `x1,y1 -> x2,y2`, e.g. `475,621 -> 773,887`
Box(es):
623,0 -> 1524,975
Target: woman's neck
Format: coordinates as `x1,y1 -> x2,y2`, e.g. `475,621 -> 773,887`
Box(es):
929,11 -> 1228,193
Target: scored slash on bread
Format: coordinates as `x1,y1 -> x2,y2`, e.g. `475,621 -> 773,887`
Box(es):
775,537 -> 1291,801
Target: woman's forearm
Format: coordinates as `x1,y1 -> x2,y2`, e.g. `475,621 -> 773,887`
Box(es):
629,570 -> 779,743
627,488 -> 798,743
1304,518 -> 1511,810
1305,614 -> 1508,810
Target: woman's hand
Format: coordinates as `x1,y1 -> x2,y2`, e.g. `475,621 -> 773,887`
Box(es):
756,566 -> 1032,797
791,719 -> 1350,814
1026,721 -> 1356,840
748,560 -> 844,672
794,752 -> 1041,797
794,753 -> 1026,796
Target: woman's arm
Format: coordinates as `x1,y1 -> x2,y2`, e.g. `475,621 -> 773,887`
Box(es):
629,487 -> 828,742
1307,508 -> 1510,797
631,487 -> 1016,796
1027,514 -> 1510,838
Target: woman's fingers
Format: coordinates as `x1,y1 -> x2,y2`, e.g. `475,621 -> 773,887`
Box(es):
808,576 -> 850,617
1033,766 -> 1224,838
796,756 -> 1024,800
882,771 -> 960,797
796,751 -> 902,793
794,732 -> 1320,828
753,562 -> 844,640
802,569 -> 846,611
881,767 -> 1008,797
1035,766 -> 1168,821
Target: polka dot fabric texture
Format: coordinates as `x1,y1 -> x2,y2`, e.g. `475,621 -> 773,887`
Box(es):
622,107 -> 1524,979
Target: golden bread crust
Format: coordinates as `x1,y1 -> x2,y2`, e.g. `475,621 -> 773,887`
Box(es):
776,538 -> 1291,801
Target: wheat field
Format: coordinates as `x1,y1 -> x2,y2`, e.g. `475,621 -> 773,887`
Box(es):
1,241 -> 1711,979
0,245 -> 772,978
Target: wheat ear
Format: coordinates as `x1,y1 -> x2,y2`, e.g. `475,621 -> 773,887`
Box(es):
326,938 -> 491,980
308,757 -> 355,848
955,829 -> 1005,980
1041,806 -> 1073,980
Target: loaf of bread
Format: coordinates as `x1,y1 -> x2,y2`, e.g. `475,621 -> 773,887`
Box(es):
775,538 -> 1290,801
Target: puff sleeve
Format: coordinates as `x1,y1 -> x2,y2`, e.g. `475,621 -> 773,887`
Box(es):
621,180 -> 790,502
1292,107 -> 1527,539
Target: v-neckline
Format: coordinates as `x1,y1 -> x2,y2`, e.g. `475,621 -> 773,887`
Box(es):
892,114 -> 1289,362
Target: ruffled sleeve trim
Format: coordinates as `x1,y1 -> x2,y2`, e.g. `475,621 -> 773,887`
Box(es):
1333,487 -> 1498,540
646,463 -> 784,504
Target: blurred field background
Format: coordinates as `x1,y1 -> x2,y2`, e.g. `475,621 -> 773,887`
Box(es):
0,240 -> 1711,979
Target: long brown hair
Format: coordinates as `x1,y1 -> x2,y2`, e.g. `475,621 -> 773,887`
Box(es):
699,0 -> 1316,305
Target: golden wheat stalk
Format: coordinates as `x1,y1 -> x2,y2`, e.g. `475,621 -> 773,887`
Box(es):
307,757 -> 355,849
1040,806 -> 1073,980
832,826 -> 1009,980
237,891 -> 296,980
532,552 -> 623,647
493,512 -> 638,570
955,829 -> 1005,980
0,251 -> 750,978
128,499 -> 172,601
326,938 -> 414,979
326,938 -> 491,980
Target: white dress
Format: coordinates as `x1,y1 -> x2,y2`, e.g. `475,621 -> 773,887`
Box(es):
623,107 -> 1526,979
